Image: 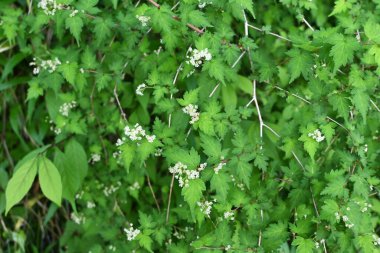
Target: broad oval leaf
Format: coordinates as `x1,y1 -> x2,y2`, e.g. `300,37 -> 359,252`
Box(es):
5,157 -> 38,214
38,156 -> 62,206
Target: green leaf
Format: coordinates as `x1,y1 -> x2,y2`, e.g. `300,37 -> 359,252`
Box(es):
177,88 -> 199,106
164,148 -> 200,170
138,234 -> 153,253
210,172 -> 230,202
328,93 -> 349,120
27,80 -> 43,100
320,123 -> 335,144
292,237 -> 314,253
38,156 -> 62,206
236,160 -> 251,188
54,140 -> 88,208
65,16 -> 83,45
120,144 -> 135,173
59,62 -> 78,85
364,20 -> 380,43
96,73 -> 112,91
93,18 -> 113,45
287,49 -> 313,83
6,157 -> 38,214
182,179 -> 206,211
352,88 -> 369,123
321,170 -> 348,198
329,0 -> 352,16
329,34 -> 359,71
200,134 -> 222,161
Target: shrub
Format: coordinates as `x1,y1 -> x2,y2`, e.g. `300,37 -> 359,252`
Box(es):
0,0 -> 379,252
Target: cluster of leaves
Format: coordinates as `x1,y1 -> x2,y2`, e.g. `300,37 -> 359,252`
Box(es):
0,0 -> 379,252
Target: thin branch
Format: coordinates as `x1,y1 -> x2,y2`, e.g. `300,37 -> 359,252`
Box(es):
166,174 -> 175,224
1,97 -> 14,171
148,0 -> 204,34
370,99 -> 380,112
292,151 -> 305,172
302,17 -> 315,31
246,80 -> 280,139
326,116 -> 349,132
247,24 -> 291,42
113,82 -> 127,121
274,85 -> 311,104
310,186 -> 320,217
146,175 -> 161,212
169,63 -> 183,127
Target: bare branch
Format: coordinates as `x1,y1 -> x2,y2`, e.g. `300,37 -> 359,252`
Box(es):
166,174 -> 175,224
247,24 -> 291,42
169,63 -> 183,127
146,175 -> 161,212
370,99 -> 380,112
302,17 -> 315,31
113,82 -> 127,121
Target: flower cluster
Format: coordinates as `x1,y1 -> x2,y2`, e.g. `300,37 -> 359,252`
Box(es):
90,153 -> 101,164
128,182 -> 140,191
223,211 -> 235,221
71,212 -> 86,224
118,123 -> 155,143
103,182 -> 121,197
197,199 -> 215,217
30,57 -> 61,75
59,101 -> 77,117
108,245 -> 116,252
373,234 -> 380,246
37,0 -> 64,16
154,148 -> 163,157
86,201 -> 96,209
135,83 -> 146,96
308,129 -> 325,142
214,157 -> 226,174
136,15 -> 150,27
182,104 -> 200,124
186,47 -> 212,67
124,224 -> 140,241
341,215 -> 354,229
169,162 -> 206,188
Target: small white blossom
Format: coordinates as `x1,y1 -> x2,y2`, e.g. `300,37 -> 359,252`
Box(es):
69,9 -> 79,17
103,184 -> 120,197
146,135 -> 156,143
225,245 -> 231,251
186,47 -> 212,67
197,162 -> 207,171
169,162 -> 205,188
90,153 -> 101,164
30,57 -> 61,75
154,148 -> 163,156
123,123 -> 156,143
182,104 -> 200,124
71,212 -> 86,224
108,245 -> 116,252
214,157 -> 226,174
308,129 -> 325,142
59,101 -> 77,117
197,200 -> 213,217
87,201 -> 96,209
124,224 -> 140,241
136,83 -> 146,96
38,0 -> 64,16
129,182 -> 141,191
136,15 -> 150,27
223,211 -> 235,221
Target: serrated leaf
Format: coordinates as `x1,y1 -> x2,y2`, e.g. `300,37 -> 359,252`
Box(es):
59,62 -> 78,85
329,0 -> 352,16
287,49 -> 313,83
182,179 -> 206,211
292,237 -> 314,253
364,20 -> 380,43
65,16 -> 83,45
352,88 -> 369,123
210,172 -> 230,202
329,34 -> 359,71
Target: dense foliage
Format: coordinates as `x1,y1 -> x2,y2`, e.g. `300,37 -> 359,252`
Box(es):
1,0 -> 380,252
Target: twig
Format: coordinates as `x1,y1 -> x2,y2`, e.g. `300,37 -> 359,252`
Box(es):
148,0 -> 204,34
370,99 -> 380,112
1,97 -> 14,170
274,85 -> 311,104
113,82 -> 127,121
146,175 -> 161,212
326,116 -> 348,132
247,24 -> 291,42
310,186 -> 320,217
292,151 -> 305,172
169,63 -> 183,127
246,80 -> 280,139
302,17 -> 315,31
166,174 -> 175,223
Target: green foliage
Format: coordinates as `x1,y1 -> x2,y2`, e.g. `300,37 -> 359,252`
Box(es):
1,0 -> 380,252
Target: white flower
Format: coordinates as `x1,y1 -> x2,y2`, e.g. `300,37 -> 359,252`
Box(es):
308,129 -> 325,142
38,0 -> 64,16
197,200 -> 213,217
223,211 -> 235,221
186,47 -> 212,68
146,135 -> 156,143
197,162 -> 207,171
183,104 -> 200,124
136,15 -> 150,27
90,153 -> 101,164
214,157 -> 226,174
124,224 -> 140,241
225,245 -> 231,251
154,148 -> 163,156
30,57 -> 61,75
87,201 -> 96,209
136,83 -> 146,96
71,212 -> 86,224
59,101 -> 77,117
169,162 -> 205,188
103,184 -> 120,197
69,9 -> 79,17
129,182 -> 140,191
